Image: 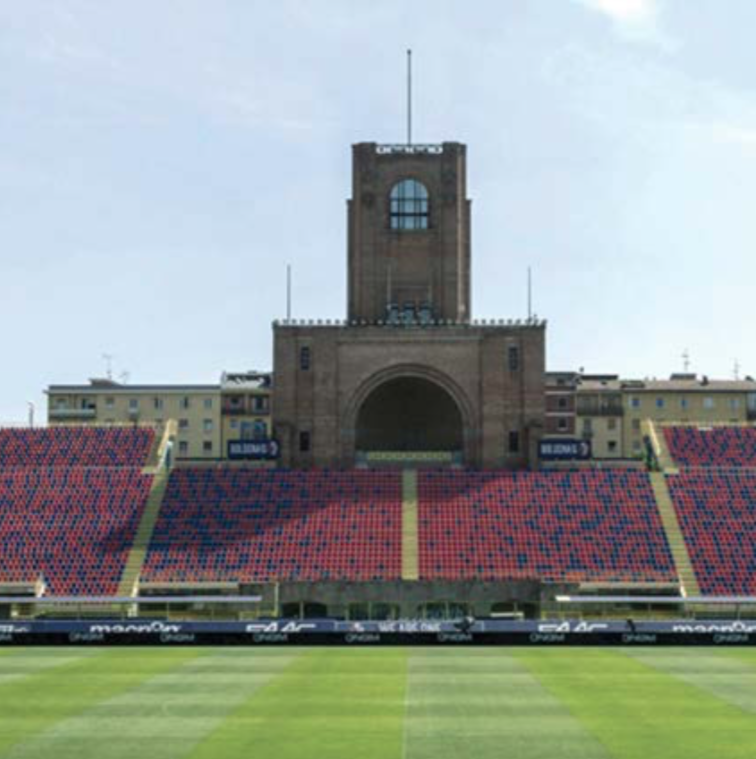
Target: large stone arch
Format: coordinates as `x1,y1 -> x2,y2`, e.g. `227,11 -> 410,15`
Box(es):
341,364 -> 477,464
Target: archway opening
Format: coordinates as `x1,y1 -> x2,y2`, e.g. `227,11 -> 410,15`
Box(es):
355,377 -> 463,453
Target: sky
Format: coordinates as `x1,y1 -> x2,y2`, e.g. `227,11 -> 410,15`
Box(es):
2,0 -> 756,422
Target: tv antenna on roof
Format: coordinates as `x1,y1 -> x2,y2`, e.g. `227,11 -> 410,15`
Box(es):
102,353 -> 114,380
407,49 -> 413,145
734,358 -> 741,381
682,349 -> 691,373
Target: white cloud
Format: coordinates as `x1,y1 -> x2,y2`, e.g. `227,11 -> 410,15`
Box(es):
575,0 -> 676,50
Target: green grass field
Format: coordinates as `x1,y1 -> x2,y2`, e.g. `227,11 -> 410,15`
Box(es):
2,647 -> 756,758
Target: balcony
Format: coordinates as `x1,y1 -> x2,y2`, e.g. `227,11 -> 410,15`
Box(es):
49,407 -> 96,420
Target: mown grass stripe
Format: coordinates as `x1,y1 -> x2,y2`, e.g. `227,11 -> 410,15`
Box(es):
627,648 -> 756,714
404,649 -> 610,759
516,648 -> 756,759
189,648 -> 408,759
0,647 -> 203,757
0,649 -> 299,759
0,648 -> 99,686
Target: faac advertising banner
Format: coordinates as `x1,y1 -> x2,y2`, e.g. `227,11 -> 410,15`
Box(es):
2,618 -> 756,647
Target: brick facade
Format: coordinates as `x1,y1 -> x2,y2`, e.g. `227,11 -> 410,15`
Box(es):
272,142 -> 547,469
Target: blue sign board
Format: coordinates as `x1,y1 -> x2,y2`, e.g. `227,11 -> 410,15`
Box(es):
228,439 -> 281,461
539,438 -> 591,461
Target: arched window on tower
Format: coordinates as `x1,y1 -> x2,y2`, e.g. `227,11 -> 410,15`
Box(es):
389,179 -> 429,230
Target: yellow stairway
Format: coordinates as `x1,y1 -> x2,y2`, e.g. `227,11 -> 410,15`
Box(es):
117,467 -> 171,597
644,419 -> 678,474
649,472 -> 700,596
401,469 -> 419,581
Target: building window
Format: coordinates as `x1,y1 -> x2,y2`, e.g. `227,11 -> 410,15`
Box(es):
680,397 -> 689,410
204,398 -> 213,410
202,441 -> 213,453
730,398 -> 741,410
253,395 -> 269,412
607,418 -> 617,431
389,179 -> 429,231
230,419 -> 239,430
254,421 -> 267,440
630,397 -> 641,409
178,419 -> 189,430
153,397 -> 164,410
557,418 -> 568,432
507,345 -> 520,372
129,398 -> 139,411
557,397 -> 568,410
508,431 -> 520,454
203,419 -> 213,433
633,440 -> 642,453
299,431 -> 311,453
608,441 -> 618,453
180,397 -> 191,410
582,419 -> 593,435
632,419 -> 641,433
655,398 -> 665,409
300,346 -> 311,371
178,441 -> 188,455
105,397 -> 115,409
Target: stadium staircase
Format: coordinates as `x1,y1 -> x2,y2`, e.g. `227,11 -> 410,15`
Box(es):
118,422 -> 177,596
649,472 -> 700,596
401,470 -> 419,581
644,420 -> 678,474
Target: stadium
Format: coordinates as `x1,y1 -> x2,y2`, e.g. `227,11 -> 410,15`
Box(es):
5,4 -> 756,755
4,138 -> 756,755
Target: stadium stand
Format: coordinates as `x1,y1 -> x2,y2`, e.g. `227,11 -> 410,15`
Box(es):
667,471 -> 756,595
418,470 -> 677,583
0,426 -> 156,595
0,467 -> 152,595
142,468 -> 402,583
663,425 -> 756,468
0,426 -> 155,468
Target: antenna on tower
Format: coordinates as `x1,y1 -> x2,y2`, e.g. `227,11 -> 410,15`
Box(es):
682,349 -> 691,373
102,353 -> 114,380
527,267 -> 533,321
407,48 -> 413,145
286,264 -> 292,321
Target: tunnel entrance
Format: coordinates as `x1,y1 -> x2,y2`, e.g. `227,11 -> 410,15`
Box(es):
355,377 -> 464,452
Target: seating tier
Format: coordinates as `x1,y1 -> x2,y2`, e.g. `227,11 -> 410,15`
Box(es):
0,468 -> 152,595
668,471 -> 756,595
142,469 -> 403,583
418,470 -> 677,584
664,426 -> 756,468
0,426 -> 155,468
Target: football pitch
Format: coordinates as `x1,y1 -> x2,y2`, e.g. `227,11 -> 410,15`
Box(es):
2,647 -> 756,758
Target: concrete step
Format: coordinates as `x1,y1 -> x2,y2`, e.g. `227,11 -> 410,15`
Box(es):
401,469 -> 419,581
117,467 -> 171,596
649,472 -> 700,596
